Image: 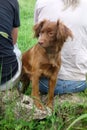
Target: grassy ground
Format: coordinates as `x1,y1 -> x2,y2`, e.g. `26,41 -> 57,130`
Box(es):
0,0 -> 87,130
18,0 -> 36,52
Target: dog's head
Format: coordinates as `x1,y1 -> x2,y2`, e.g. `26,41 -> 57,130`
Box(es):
33,19 -> 73,49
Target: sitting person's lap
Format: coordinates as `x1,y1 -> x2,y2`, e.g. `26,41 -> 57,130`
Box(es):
39,77 -> 87,95
0,45 -> 22,91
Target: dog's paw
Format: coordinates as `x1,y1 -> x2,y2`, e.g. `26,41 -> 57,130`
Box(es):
35,100 -> 45,110
46,102 -> 53,110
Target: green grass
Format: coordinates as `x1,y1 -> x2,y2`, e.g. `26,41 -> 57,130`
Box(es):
18,0 -> 36,52
0,0 -> 87,130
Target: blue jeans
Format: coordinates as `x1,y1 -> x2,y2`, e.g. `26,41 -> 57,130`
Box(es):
39,77 -> 87,95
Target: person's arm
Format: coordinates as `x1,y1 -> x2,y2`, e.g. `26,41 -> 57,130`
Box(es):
12,0 -> 20,45
11,27 -> 19,45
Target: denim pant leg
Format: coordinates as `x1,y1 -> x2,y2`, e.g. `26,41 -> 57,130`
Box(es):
39,77 -> 87,95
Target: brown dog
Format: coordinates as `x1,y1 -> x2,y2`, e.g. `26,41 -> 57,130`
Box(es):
21,20 -> 73,110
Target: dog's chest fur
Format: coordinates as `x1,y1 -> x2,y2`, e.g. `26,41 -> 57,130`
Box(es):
39,62 -> 58,78
23,44 -> 61,78
39,54 -> 61,78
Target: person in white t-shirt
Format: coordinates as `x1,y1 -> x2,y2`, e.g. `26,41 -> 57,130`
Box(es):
34,0 -> 87,95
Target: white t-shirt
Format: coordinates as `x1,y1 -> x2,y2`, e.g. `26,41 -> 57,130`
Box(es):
34,0 -> 87,81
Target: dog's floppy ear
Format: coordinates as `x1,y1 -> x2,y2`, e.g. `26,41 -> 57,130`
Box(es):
56,20 -> 73,43
33,20 -> 47,38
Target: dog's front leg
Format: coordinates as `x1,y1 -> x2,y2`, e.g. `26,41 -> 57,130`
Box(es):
47,77 -> 57,109
31,75 -> 44,110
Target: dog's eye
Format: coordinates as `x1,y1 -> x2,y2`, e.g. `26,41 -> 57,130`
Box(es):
39,31 -> 44,35
48,32 -> 54,36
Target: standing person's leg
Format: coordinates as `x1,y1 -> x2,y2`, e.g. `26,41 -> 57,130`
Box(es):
39,77 -> 87,95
